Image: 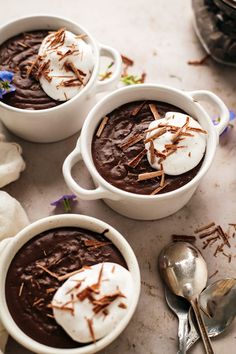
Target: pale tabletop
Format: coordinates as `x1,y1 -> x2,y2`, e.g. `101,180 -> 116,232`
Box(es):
1,0 -> 236,353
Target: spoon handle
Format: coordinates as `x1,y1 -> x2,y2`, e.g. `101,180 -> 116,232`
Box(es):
190,298 -> 214,354
177,314 -> 188,354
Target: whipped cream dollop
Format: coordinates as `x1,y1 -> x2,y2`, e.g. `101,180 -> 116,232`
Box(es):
145,112 -> 207,176
52,262 -> 133,343
38,29 -> 95,101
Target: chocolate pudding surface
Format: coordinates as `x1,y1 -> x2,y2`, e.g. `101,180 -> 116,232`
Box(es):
5,227 -> 127,348
0,31 -> 61,110
92,101 -> 203,195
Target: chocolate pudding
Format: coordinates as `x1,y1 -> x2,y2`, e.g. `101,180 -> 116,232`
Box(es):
0,31 -> 61,110
5,227 -> 127,348
92,101 -> 204,195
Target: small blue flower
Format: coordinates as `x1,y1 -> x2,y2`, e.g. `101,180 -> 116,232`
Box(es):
213,109 -> 235,135
0,70 -> 16,99
51,194 -> 77,213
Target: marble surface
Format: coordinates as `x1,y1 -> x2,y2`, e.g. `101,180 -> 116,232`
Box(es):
1,0 -> 236,353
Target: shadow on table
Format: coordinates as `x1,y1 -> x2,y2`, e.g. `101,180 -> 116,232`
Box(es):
5,336 -> 34,354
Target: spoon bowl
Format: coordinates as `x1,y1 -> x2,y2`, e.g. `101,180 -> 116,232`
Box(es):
159,242 -> 214,354
187,278 -> 236,350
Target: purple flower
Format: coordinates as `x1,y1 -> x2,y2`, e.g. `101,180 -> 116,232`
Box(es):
51,194 -> 77,213
0,70 -> 16,99
213,109 -> 236,135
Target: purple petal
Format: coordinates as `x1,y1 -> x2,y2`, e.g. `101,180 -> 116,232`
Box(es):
0,70 -> 14,82
229,110 -> 236,121
51,194 -> 77,206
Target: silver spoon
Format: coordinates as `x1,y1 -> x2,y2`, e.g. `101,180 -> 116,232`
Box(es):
165,286 -> 190,354
158,242 -> 214,354
187,278 -> 236,350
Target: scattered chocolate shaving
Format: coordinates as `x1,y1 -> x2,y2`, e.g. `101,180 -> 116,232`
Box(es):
171,117 -> 189,143
46,288 -> 56,294
99,71 -> 112,81
84,239 -> 111,249
144,127 -> 167,144
50,303 -> 74,314
96,116 -> 109,138
138,170 -> 163,181
118,302 -> 127,309
37,264 -> 59,280
140,72 -> 146,83
48,28 -> 66,49
187,126 -> 208,134
92,290 -> 125,314
58,268 -> 88,282
149,103 -> 160,119
198,227 -> 218,239
149,140 -> 155,164
103,308 -> 109,316
119,133 -> 143,149
46,313 -> 55,319
131,101 -> 147,116
75,34 -> 88,40
18,41 -> 31,49
172,234 -> 196,243
33,298 -> 44,307
111,265 -> 116,273
121,54 -> 134,66
18,282 -> 24,297
128,148 -> 147,168
217,225 -> 231,248
86,318 -> 96,342
187,54 -> 210,66
64,61 -> 84,84
150,182 -> 169,195
209,270 -> 219,279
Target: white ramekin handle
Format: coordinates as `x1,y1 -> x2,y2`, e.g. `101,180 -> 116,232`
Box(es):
0,238 -> 11,256
94,44 -> 122,93
188,90 -> 230,136
63,140 -> 119,201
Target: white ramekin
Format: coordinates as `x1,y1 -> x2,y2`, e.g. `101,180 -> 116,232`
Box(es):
0,15 -> 122,143
0,214 -> 140,354
63,84 -> 229,220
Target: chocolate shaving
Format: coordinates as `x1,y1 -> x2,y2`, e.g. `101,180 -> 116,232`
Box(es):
96,116 -> 109,138
111,265 -> 116,273
86,318 -> 96,342
128,148 -> 147,168
172,234 -> 196,243
149,104 -> 160,119
84,239 -> 111,248
171,117 -> 189,143
75,34 -> 88,40
46,288 -> 56,294
121,54 -> 134,66
150,182 -> 169,195
48,28 -> 66,49
144,127 -> 167,144
64,61 -> 83,84
50,303 -> 74,314
118,302 -> 127,309
138,170 -> 163,181
37,264 -> 59,280
33,298 -> 44,307
18,41 -> 31,49
209,270 -> 219,279
92,290 -> 125,314
119,133 -> 143,150
18,282 -> 24,297
198,227 -> 218,239
149,140 -> 155,164
131,101 -> 146,116
187,126 -> 208,134
194,222 -> 216,234
217,225 -> 231,248
187,54 -> 210,66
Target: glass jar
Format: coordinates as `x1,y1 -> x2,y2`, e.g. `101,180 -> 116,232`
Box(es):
192,0 -> 236,66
